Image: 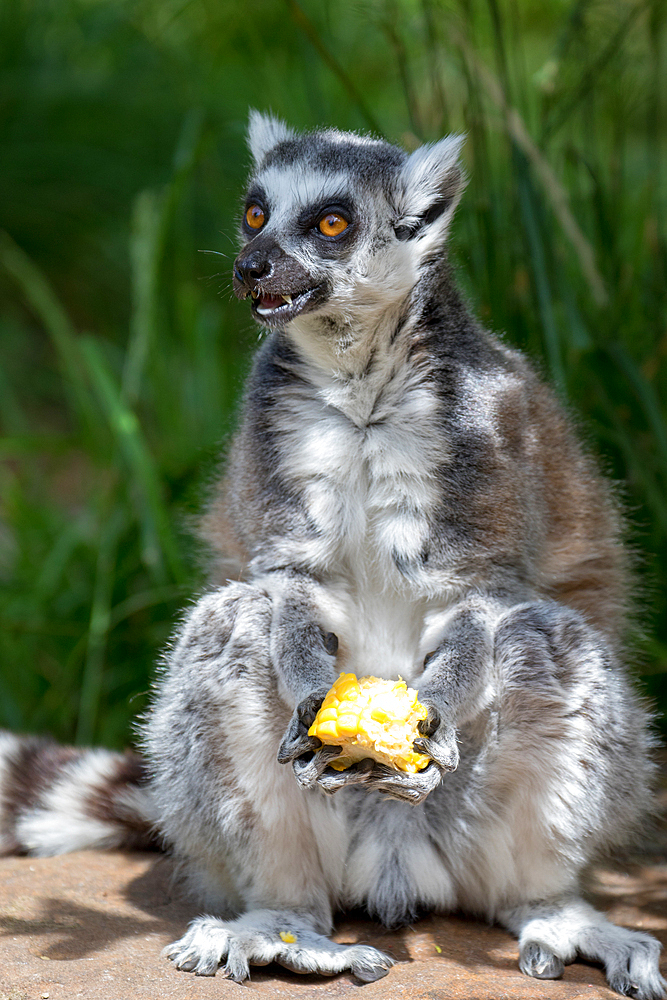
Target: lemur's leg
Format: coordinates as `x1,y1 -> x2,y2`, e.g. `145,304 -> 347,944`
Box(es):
480,603 -> 663,1000
144,582 -> 393,983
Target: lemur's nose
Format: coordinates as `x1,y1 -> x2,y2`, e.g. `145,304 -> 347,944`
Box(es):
234,252 -> 272,287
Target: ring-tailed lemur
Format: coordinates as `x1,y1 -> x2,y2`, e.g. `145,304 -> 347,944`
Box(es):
1,112 -> 664,998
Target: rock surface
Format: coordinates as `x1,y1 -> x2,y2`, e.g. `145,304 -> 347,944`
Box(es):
1,849 -> 666,1000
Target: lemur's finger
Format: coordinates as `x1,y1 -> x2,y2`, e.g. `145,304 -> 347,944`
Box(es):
296,689 -> 330,728
316,757 -> 375,794
417,703 -> 441,737
276,689 -> 329,764
413,727 -> 459,772
292,745 -> 343,788
367,762 -> 442,804
277,731 -> 321,764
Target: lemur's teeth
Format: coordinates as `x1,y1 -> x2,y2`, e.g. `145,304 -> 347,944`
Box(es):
251,290 -> 259,299
282,295 -> 292,304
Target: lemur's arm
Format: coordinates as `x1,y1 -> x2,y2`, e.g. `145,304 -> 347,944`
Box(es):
246,570 -> 341,763
262,571 -> 339,703
412,598 -> 500,774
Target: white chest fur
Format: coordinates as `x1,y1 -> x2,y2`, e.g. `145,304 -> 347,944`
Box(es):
273,342 -> 455,682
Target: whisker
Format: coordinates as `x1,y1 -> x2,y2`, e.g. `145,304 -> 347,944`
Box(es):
199,249 -> 229,258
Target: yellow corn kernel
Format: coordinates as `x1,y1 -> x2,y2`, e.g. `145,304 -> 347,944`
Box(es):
315,720 -> 340,740
338,679 -> 360,700
316,706 -> 338,723
308,673 -> 430,773
370,707 -> 391,724
279,931 -> 297,943
336,714 -> 361,736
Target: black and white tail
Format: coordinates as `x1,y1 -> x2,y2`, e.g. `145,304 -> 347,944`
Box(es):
0,731 -> 160,857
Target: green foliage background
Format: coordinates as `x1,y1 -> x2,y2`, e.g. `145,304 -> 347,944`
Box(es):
1,0 -> 666,749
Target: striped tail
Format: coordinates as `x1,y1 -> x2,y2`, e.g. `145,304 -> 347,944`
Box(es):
0,731 -> 160,857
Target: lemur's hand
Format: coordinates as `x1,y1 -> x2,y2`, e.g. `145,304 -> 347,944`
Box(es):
318,758 -> 443,803
278,692 -> 457,805
277,690 -> 365,789
412,702 -> 460,773
289,746 -> 443,804
331,704 -> 458,804
276,689 -> 330,764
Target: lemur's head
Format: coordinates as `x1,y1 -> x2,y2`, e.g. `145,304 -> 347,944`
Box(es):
233,112 -> 465,335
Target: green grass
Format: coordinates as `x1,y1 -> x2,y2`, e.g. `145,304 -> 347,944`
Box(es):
1,0 -> 666,748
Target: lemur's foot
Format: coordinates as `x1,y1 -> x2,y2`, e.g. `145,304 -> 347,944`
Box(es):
519,941 -> 565,980
164,910 -> 394,983
504,898 -> 666,1000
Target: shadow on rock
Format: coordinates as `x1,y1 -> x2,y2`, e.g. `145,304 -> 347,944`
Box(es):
0,894 -> 173,960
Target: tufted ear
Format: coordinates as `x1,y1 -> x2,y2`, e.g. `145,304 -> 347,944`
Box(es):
392,134 -> 466,242
247,110 -> 294,167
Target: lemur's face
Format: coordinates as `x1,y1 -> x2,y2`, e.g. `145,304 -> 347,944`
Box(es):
233,114 -> 464,333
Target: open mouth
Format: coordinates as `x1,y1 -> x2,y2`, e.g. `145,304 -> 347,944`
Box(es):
250,285 -> 326,325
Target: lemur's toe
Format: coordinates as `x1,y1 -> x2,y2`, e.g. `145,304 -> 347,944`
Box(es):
519,940 -> 565,980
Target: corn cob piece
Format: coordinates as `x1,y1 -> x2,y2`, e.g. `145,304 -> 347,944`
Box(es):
308,673 -> 430,773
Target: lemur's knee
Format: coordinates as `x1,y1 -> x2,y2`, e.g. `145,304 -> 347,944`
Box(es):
174,582 -> 273,667
144,582 -> 282,812
494,601 -> 607,687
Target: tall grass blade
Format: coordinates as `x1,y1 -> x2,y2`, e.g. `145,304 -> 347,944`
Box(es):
123,189 -> 168,406
124,110 -> 206,405
0,232 -> 99,435
80,336 -> 184,583
607,343 -> 667,478
284,0 -> 384,135
541,0 -> 649,140
76,505 -> 124,745
453,29 -> 609,307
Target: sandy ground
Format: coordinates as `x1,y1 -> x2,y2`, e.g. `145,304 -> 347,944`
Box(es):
1,846 -> 666,1000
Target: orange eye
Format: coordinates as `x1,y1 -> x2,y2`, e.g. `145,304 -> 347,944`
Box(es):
319,213 -> 348,237
245,204 -> 265,230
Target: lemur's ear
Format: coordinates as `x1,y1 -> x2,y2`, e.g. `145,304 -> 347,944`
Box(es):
393,134 -> 466,242
247,110 -> 294,167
